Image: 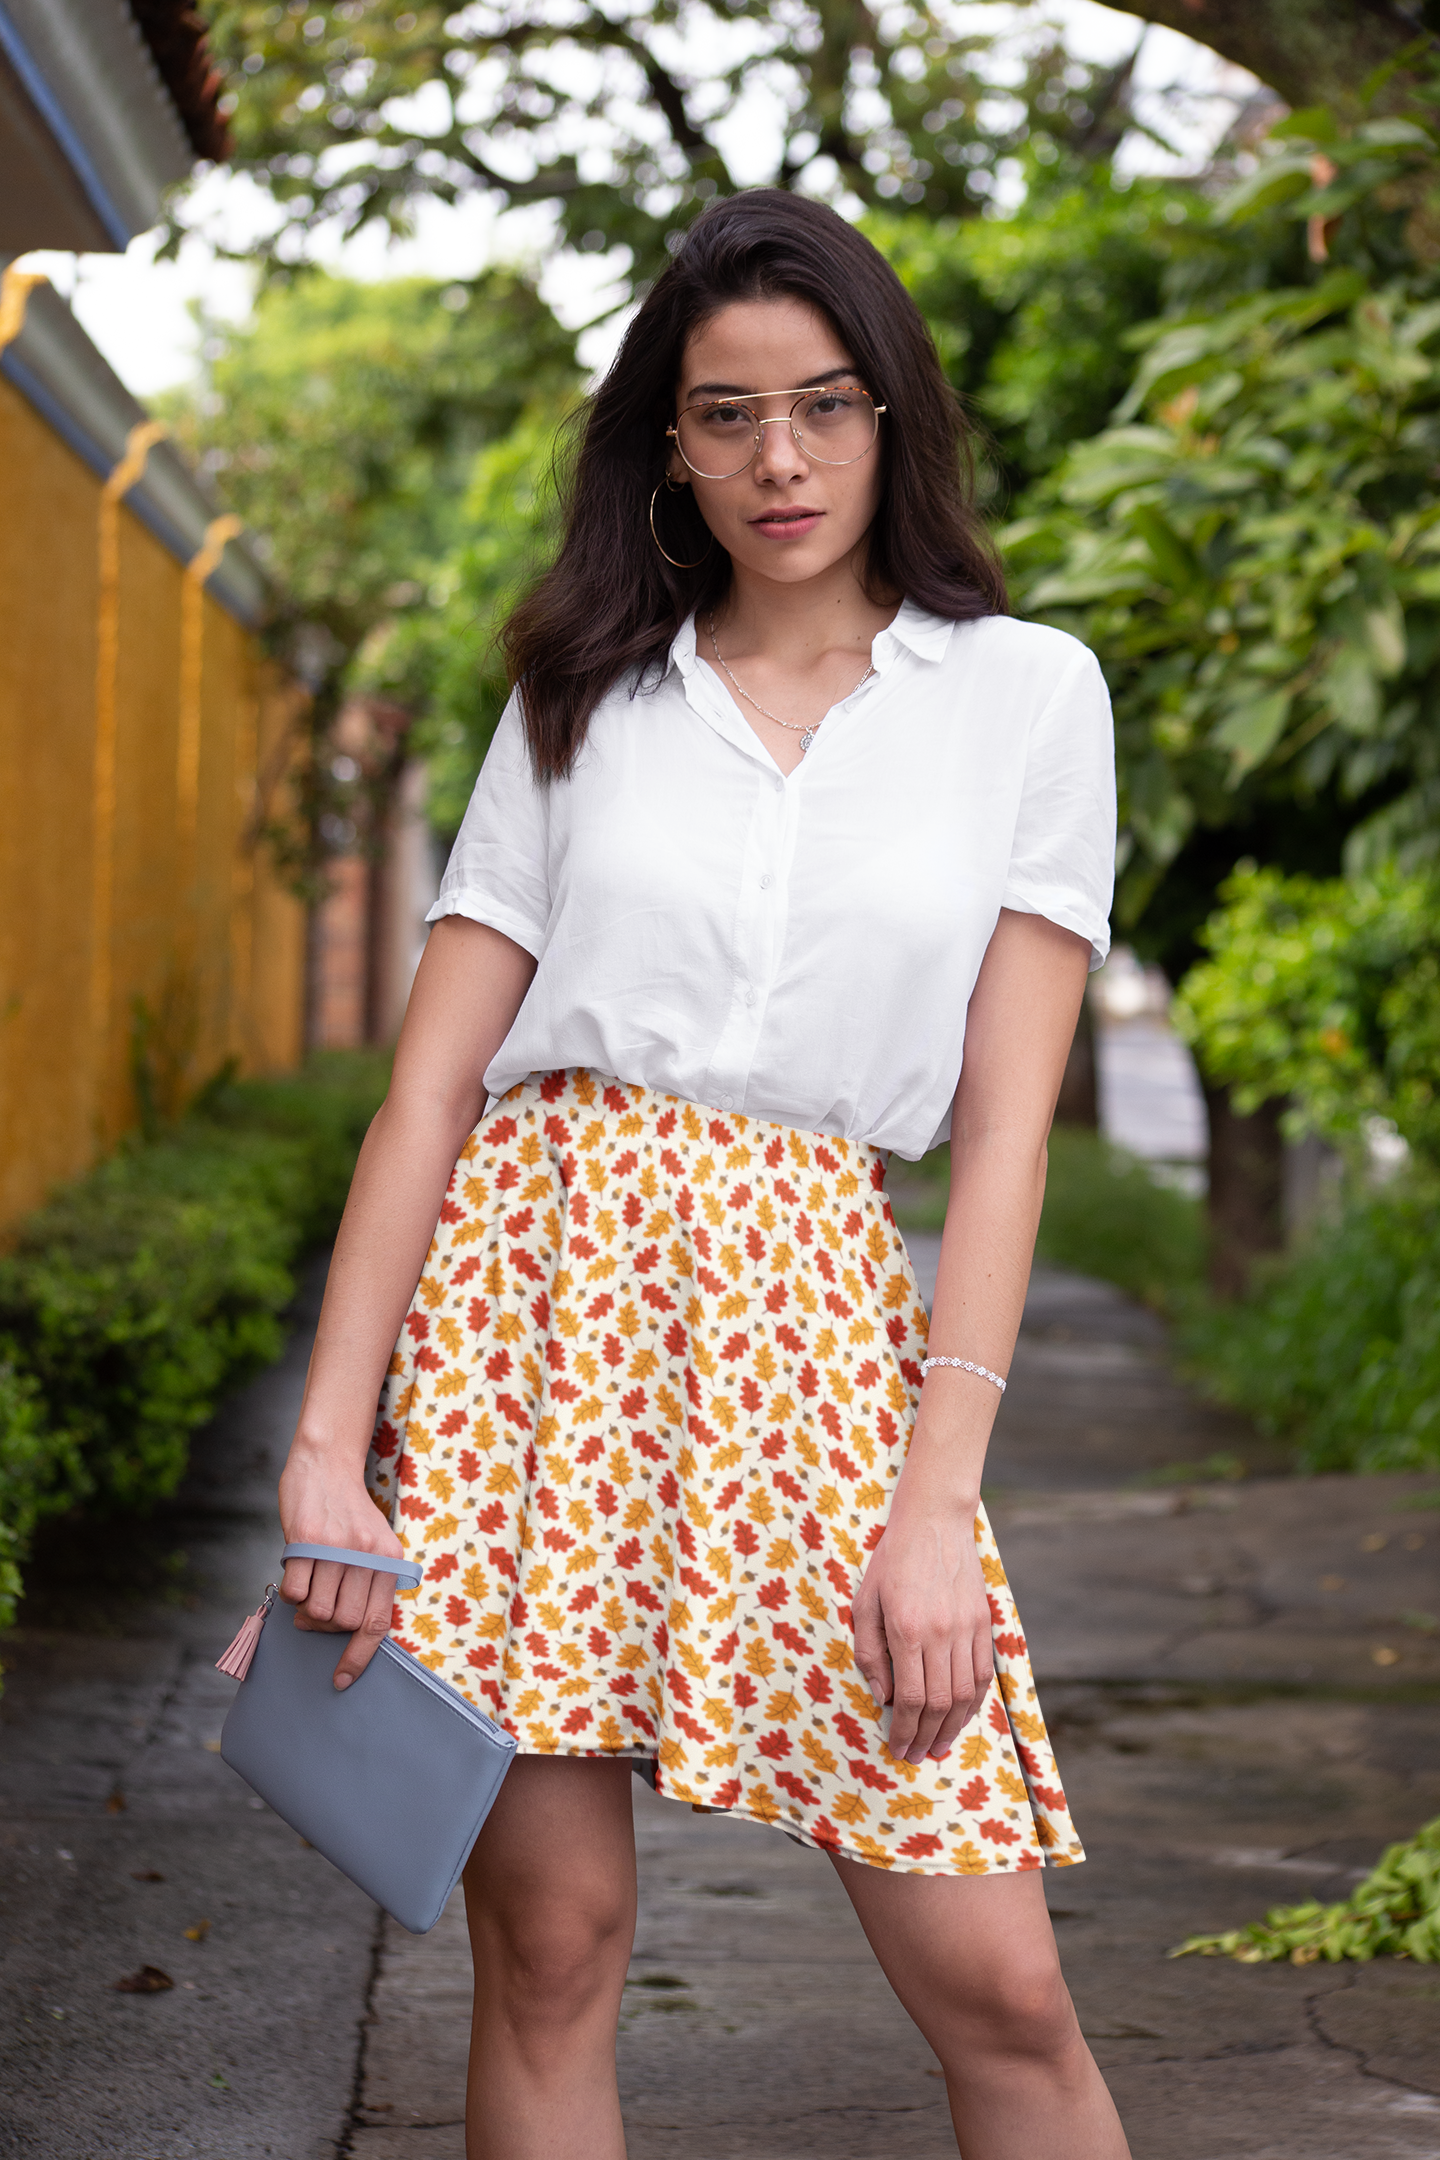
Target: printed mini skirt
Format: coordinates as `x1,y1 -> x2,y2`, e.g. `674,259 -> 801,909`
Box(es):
366,1070 -> 1083,1878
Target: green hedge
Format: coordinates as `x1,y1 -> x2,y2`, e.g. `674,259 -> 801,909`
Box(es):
0,1053 -> 389,1632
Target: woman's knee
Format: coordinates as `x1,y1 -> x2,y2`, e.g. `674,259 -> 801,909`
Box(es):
471,1878 -> 634,2031
945,1943 -> 1079,2066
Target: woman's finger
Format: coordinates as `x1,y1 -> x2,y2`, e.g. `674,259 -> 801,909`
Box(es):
851,1580 -> 893,1710
328,1562 -> 374,1634
278,1555 -> 314,1609
929,1640 -> 981,1759
330,1569 -> 397,1691
885,1631 -> 928,1761
902,1638 -> 956,1765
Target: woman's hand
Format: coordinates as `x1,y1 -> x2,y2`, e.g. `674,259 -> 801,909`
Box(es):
277,1444 -> 405,1691
851,1478 -> 994,1766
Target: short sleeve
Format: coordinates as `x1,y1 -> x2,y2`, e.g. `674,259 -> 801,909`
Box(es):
1000,644 -> 1116,970
426,692 -> 550,957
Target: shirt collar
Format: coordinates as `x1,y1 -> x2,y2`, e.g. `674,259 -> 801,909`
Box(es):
667,599 -> 954,680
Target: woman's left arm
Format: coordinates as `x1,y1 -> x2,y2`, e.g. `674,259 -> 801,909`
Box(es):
852,907 -> 1092,1766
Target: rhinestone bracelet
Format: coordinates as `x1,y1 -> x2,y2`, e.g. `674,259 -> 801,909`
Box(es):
919,1356 -> 1006,1393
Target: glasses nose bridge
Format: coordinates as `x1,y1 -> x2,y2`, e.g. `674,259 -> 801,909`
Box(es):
751,405 -> 807,472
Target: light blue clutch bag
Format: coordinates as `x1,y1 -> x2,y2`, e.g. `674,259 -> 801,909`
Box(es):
217,1542 -> 516,1934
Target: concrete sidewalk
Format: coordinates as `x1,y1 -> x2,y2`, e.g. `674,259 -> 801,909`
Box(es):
3,1246 -> 1438,2158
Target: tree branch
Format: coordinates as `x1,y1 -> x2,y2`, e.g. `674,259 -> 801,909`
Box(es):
1105,0 -> 1435,111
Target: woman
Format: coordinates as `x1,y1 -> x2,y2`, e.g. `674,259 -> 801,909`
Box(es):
278,189 -> 1129,2160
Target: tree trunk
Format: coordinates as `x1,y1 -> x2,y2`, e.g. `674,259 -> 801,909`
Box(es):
1054,998 -> 1099,1130
1110,0 -> 1430,114
1203,1084 -> 1286,1300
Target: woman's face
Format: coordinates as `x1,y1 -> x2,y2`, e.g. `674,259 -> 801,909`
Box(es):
671,297 -> 884,588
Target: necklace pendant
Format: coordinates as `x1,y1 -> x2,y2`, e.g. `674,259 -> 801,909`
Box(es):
799,727 -> 815,755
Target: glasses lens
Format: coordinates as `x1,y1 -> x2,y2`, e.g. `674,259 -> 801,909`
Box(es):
676,401 -> 756,479
793,386 -> 877,466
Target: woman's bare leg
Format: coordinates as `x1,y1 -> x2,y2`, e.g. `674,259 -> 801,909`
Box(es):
833,1858 -> 1130,2160
463,1756 -> 637,2160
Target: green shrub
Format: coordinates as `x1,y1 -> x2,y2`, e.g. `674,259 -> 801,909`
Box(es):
0,1051 -> 388,1632
1181,1184 -> 1440,1473
1172,1814 -> 1440,1965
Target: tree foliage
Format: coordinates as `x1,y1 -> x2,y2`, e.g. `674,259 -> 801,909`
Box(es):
162,266 -> 577,890
1007,102 -> 1440,954
1175,863 -> 1440,1170
194,0 -> 1155,281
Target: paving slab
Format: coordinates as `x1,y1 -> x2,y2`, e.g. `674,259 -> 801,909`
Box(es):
0,1259 -> 379,2160
5,1243 -> 1439,2158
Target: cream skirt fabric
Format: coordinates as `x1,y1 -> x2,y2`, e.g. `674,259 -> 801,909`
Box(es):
366,1070 -> 1083,1877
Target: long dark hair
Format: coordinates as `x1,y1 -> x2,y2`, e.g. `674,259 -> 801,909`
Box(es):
504,189 -> 1007,778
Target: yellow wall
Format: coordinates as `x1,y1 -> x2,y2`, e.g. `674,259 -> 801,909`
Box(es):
0,374 -> 305,1228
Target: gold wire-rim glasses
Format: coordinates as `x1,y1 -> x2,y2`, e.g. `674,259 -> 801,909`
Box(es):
667,382 -> 887,480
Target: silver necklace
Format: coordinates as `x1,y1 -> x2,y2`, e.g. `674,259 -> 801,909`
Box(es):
706,616 -> 876,756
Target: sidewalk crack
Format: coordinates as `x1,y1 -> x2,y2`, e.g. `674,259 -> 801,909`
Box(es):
1305,1974 -> 1439,2102
336,1907 -> 388,2155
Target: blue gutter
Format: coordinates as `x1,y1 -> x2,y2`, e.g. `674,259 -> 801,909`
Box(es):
0,3 -> 134,251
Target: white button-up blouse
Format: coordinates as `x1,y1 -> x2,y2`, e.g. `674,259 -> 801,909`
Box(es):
429,603 -> 1115,1161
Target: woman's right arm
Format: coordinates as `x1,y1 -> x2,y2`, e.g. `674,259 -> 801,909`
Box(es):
277,914 -> 537,1685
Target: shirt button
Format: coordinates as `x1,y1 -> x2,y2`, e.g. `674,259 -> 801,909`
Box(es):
774,778 -> 784,794
744,988 -> 756,1007
759,874 -> 772,889
717,1093 -> 733,1110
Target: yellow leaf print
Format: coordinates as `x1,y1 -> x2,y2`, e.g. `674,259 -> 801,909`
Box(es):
650,1536 -> 673,1577
552,1269 -> 573,1299
595,1209 -> 617,1244
814,1328 -> 838,1360
1010,1708 -> 1046,1742
854,1481 -> 886,1512
886,1373 -> 910,1414
596,1716 -> 626,1751
713,1441 -> 744,1471
841,1680 -> 881,1722
486,1463 -> 521,1495
684,1490 -> 713,1531
743,1638 -> 776,1679
643,1384 -> 682,1438
437,1316 -> 463,1355
462,1564 -> 488,1601
765,1537 -> 799,1571
953,1841 -> 989,1875
558,1643 -> 584,1671
433,1369 -> 468,1399
412,1614 -> 440,1644
832,1528 -> 862,1566
617,1299 -> 641,1339
718,1245 -> 743,1282
601,1596 -> 627,1631
756,1195 -> 777,1232
609,1447 -> 632,1485
707,1592 -> 738,1622
794,1431 -> 820,1468
848,1318 -> 877,1347
692,1340 -> 717,1380
772,1243 -> 797,1277
748,1782 -> 782,1824
677,1639 -> 709,1681
667,1598 -> 692,1634
623,1496 -> 654,1531
881,1272 -> 909,1311
718,1292 -> 748,1320
537,1601 -> 564,1630
667,1241 -> 693,1279
832,1791 -> 869,1825
705,1741 -> 740,1768
658,1736 -> 686,1769
706,1547 -> 733,1583
828,1370 -> 854,1407
430,1514 -> 459,1541
521,1352 -> 544,1394
709,1396 -> 738,1433
889,1792 -> 935,1819
958,1732 -> 990,1768
996,1765 -> 1029,1804
495,1311 -> 526,1343
617,1111 -> 644,1137
418,1275 -> 446,1310
702,1699 -> 735,1733
746,1489 -> 775,1528
567,1498 -> 594,1533
801,1731 -> 839,1775
646,1210 -> 673,1238
527,1563 -> 552,1594
764,1689 -> 801,1722
518,1134 -> 543,1166
386,1351 -> 406,1378
579,1120 -> 605,1153
823,1638 -> 855,1674
528,1723 -> 559,1752
426,1468 -> 456,1503
981,1552 -> 1008,1587
787,1132 -> 811,1169
770,1391 -> 797,1422
542,1207 -> 563,1246
797,1579 -> 829,1622
752,1342 -> 777,1384
472,1410 -> 498,1452
629,1346 -> 659,1380
793,1279 -> 819,1314
575,1394 -> 604,1422
485,1258 -> 506,1298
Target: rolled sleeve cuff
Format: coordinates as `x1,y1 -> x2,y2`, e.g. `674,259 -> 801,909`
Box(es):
426,890 -> 547,961
1000,886 -> 1112,971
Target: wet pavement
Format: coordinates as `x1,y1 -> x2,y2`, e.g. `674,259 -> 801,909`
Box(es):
2,1244 -> 1438,2157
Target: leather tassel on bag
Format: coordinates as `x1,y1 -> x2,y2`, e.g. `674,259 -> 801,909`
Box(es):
216,1590 -> 274,1682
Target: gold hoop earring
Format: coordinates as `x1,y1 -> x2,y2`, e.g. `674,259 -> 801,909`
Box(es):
649,480 -> 711,570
